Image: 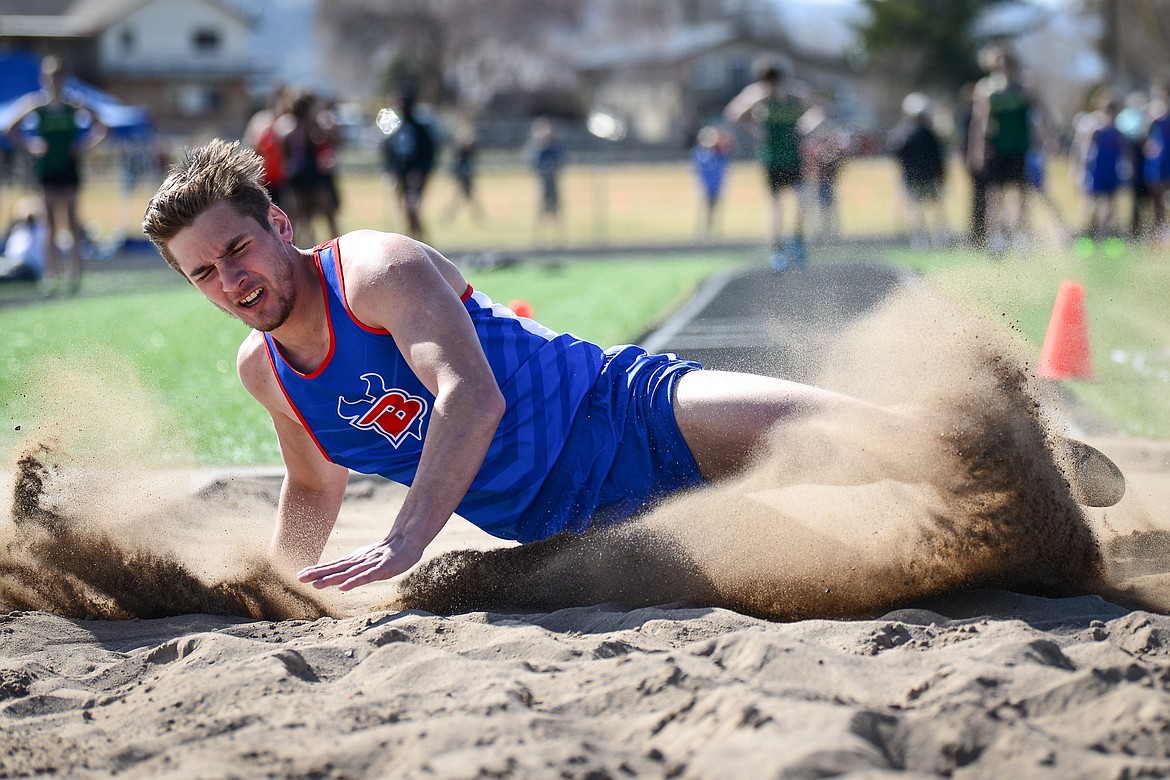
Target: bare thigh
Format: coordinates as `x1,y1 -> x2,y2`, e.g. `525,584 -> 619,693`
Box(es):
672,369 -> 895,481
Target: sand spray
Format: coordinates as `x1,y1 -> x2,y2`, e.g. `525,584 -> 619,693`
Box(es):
3,294 -> 1168,621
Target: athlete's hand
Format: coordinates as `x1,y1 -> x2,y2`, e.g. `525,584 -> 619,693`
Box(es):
296,533 -> 425,591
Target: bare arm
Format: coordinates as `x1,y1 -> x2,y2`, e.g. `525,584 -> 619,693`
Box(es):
968,82 -> 990,171
75,104 -> 107,152
296,232 -> 506,591
4,96 -> 41,152
238,333 -> 350,568
724,81 -> 768,124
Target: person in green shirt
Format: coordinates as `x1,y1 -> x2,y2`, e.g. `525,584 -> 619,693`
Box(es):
968,46 -> 1049,254
725,60 -> 813,272
4,55 -> 106,296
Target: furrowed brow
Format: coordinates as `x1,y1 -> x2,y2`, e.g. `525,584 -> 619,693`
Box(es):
188,233 -> 248,279
220,233 -> 248,258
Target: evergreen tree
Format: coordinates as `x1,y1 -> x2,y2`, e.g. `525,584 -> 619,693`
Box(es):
856,0 -> 1003,91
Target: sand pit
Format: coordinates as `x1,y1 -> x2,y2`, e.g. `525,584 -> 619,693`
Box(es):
3,273 -> 1170,777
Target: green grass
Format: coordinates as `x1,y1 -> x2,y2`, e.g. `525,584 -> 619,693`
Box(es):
883,241 -> 1170,439
0,253 -> 741,466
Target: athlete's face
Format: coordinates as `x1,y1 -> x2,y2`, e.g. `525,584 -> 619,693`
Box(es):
169,202 -> 299,332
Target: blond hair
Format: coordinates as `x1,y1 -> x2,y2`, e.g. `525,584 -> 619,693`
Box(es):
142,138 -> 273,272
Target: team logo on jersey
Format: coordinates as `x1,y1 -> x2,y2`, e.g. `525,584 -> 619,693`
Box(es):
337,373 -> 429,448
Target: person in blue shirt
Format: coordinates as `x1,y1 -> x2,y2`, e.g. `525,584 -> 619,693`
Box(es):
1142,81 -> 1170,240
689,126 -> 733,238
524,117 -> 566,247
1072,90 -> 1128,241
141,139 -> 944,593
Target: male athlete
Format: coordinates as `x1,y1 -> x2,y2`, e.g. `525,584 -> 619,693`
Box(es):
724,60 -> 811,271
968,47 -> 1047,253
144,140 -> 1120,595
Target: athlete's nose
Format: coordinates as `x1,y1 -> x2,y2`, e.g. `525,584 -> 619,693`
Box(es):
220,261 -> 249,292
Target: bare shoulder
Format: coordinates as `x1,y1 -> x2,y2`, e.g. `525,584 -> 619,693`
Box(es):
336,230 -> 468,321
336,230 -> 422,276
5,93 -> 45,129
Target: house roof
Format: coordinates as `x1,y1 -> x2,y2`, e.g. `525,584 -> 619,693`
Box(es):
576,21 -> 740,71
575,18 -> 852,77
0,0 -> 253,38
0,0 -> 75,17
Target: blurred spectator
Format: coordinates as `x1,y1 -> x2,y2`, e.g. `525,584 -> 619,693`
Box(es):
955,82 -> 989,248
282,91 -> 338,246
1071,89 -> 1128,242
442,121 -> 484,224
800,103 -> 851,240
1022,145 -> 1070,245
1116,90 -> 1152,239
379,87 -> 438,240
724,59 -> 810,270
3,55 -> 106,296
969,46 -> 1045,253
889,93 -> 948,250
0,197 -> 46,283
314,97 -> 344,238
1141,80 -> 1170,242
689,125 -> 733,239
243,84 -> 292,211
524,116 -> 565,247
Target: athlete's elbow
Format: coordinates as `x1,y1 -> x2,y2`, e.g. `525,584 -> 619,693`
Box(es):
480,383 -> 506,428
441,377 -> 505,432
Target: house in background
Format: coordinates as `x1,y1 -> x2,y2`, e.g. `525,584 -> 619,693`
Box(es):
0,0 -> 254,137
576,18 -> 872,148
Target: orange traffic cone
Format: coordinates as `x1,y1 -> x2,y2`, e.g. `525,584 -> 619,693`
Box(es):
1037,280 -> 1094,380
507,299 -> 534,319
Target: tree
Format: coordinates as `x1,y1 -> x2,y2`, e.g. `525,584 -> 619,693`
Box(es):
1083,0 -> 1170,86
856,0 -> 1001,92
317,0 -> 586,111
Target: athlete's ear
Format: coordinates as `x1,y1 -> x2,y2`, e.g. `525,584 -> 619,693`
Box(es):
267,204 -> 294,242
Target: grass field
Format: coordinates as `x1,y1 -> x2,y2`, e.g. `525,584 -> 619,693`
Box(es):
890,242 -> 1170,439
4,153 -> 1087,252
1,154 -> 1164,467
0,254 -> 739,465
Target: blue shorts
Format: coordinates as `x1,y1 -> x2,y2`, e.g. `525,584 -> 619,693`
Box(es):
515,345 -> 706,542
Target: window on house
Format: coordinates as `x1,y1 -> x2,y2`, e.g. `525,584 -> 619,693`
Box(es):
729,56 -> 751,89
120,27 -> 136,54
172,84 -> 223,115
192,28 -> 221,53
692,57 -> 719,90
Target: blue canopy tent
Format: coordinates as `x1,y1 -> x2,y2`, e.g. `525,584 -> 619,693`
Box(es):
0,50 -> 154,148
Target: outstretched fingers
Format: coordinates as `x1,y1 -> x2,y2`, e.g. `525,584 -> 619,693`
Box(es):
295,539 -> 422,591
297,557 -> 367,589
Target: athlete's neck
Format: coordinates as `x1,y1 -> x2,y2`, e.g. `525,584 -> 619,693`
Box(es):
268,248 -> 330,373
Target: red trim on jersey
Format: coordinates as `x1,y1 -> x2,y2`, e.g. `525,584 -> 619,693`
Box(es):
331,238 -> 391,335
331,237 -> 476,330
262,337 -> 333,464
266,247 -> 336,379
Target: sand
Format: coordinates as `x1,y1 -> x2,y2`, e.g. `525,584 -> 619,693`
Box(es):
3,276 -> 1170,778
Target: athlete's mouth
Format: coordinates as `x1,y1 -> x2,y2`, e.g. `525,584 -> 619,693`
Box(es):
239,288 -> 263,308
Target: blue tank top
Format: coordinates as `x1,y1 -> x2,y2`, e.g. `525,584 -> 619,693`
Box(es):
1146,115 -> 1170,162
1086,124 -> 1124,193
263,240 -> 606,540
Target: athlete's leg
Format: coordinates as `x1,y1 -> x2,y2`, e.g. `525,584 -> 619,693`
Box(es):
768,187 -> 784,248
791,182 -> 805,240
62,189 -> 84,284
671,369 -> 928,484
40,188 -> 62,282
